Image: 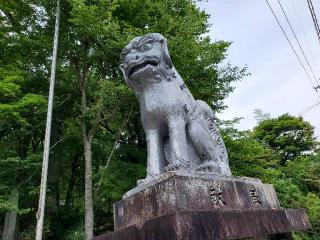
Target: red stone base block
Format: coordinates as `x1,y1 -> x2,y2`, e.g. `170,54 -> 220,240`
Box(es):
95,209 -> 309,240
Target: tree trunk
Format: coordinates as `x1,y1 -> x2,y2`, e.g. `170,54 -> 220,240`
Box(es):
46,157 -> 60,214
47,119 -> 61,214
2,190 -> 19,240
79,78 -> 94,240
65,153 -> 80,208
83,137 -> 94,240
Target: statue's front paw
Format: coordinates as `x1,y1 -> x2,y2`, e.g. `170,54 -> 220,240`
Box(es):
137,176 -> 154,185
164,162 -> 187,172
195,162 -> 220,174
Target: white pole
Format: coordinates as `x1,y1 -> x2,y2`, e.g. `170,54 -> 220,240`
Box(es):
35,0 -> 61,239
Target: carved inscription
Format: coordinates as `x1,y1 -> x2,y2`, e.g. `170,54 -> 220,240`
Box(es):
249,185 -> 262,205
209,184 -> 226,206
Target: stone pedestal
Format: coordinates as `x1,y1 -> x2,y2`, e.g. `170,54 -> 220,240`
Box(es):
95,171 -> 310,240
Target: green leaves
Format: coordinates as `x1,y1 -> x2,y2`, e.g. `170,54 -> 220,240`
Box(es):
253,114 -> 317,164
223,115 -> 320,239
95,158 -> 145,203
223,127 -> 280,182
0,0 -> 253,238
0,82 -> 21,101
0,93 -> 47,130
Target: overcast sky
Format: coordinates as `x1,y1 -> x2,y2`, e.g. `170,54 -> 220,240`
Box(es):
199,0 -> 320,138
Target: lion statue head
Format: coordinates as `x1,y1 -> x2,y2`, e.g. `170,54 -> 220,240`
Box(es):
120,33 -> 174,89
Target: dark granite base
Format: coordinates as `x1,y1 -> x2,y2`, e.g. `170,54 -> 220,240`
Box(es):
114,171 -> 280,229
95,209 -> 309,240
95,172 -> 310,240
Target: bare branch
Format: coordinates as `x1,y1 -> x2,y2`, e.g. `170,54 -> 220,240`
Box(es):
96,107 -> 133,194
49,137 -> 67,151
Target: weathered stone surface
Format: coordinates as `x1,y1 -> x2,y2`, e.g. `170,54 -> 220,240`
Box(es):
94,225 -> 138,240
116,171 -> 280,229
95,209 -> 309,240
95,172 -> 310,240
124,170 -> 262,198
120,33 -> 231,182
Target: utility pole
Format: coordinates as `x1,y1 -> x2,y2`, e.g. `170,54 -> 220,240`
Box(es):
35,0 -> 61,239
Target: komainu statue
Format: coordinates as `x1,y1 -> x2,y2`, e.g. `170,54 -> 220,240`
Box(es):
120,33 -> 231,182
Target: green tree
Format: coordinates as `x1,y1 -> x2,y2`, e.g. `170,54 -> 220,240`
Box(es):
252,114 -> 317,164
223,121 -> 320,239
222,125 -> 281,182
1,0 -> 247,238
0,66 -> 47,239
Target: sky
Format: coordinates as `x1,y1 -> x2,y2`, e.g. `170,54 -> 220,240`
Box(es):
199,0 -> 320,139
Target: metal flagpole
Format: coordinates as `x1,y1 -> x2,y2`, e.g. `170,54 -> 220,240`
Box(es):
35,0 -> 61,239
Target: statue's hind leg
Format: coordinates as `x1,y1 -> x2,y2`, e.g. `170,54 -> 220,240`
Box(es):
187,119 -> 223,174
186,101 -> 231,176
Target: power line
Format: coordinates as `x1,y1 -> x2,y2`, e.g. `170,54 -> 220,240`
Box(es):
265,0 -> 317,91
306,0 -> 320,94
298,99 -> 320,115
290,0 -> 320,76
307,0 -> 320,44
278,0 -> 320,86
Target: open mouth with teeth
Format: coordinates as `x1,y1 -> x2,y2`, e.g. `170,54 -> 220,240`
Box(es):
128,59 -> 158,77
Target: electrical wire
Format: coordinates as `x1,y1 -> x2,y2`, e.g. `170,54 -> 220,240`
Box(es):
306,0 -> 320,95
307,0 -> 320,44
265,0 -> 313,84
265,0 -> 320,99
278,0 -> 320,86
290,0 -> 320,76
298,99 -> 320,115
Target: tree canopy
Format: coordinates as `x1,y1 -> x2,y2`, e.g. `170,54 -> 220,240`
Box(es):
0,0 -> 247,238
222,124 -> 320,239
253,113 -> 317,164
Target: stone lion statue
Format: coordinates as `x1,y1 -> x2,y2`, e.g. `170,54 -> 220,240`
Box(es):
120,33 -> 231,183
